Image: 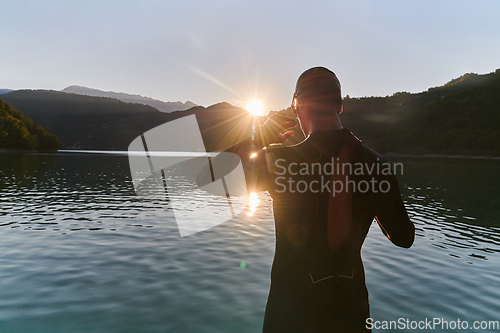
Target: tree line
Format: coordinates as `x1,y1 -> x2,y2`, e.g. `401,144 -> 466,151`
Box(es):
0,98 -> 61,151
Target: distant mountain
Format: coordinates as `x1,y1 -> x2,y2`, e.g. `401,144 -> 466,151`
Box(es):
61,85 -> 197,113
0,89 -> 13,95
0,97 -> 60,150
1,90 -> 252,151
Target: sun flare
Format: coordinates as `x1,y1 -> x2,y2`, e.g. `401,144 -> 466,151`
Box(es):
246,100 -> 264,116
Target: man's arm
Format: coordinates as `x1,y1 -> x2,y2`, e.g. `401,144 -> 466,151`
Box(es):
224,112 -> 298,162
362,147 -> 415,248
224,136 -> 264,162
374,173 -> 415,248
196,112 -> 297,192
223,113 -> 298,193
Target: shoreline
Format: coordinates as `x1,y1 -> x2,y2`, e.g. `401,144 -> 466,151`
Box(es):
385,152 -> 500,160
1,148 -> 499,160
0,148 -> 59,155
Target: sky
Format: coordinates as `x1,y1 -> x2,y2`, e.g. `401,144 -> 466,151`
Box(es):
1,0 -> 499,111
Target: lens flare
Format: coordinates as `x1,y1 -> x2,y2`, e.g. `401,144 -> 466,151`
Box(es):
246,100 -> 264,116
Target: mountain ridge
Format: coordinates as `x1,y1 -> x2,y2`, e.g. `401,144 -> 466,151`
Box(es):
61,85 -> 197,113
0,89 -> 13,95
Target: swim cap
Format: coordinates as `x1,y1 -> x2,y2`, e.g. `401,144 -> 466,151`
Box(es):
293,67 -> 342,110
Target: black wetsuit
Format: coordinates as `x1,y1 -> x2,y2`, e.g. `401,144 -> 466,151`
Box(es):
245,129 -> 415,333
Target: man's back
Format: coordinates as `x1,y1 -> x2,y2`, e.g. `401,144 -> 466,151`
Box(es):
245,128 -> 414,332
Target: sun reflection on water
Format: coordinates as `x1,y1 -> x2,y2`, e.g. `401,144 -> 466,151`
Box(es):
247,192 -> 260,216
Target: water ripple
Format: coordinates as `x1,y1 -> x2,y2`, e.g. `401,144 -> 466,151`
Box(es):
0,153 -> 499,332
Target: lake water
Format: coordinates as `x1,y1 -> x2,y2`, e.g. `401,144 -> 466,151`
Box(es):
0,153 -> 499,332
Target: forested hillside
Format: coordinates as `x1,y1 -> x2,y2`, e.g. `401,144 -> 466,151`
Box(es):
0,98 -> 60,151
340,69 -> 500,155
379,70 -> 500,155
2,69 -> 499,156
1,90 -> 252,151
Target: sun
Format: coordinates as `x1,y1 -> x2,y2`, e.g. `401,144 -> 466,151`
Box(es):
246,100 -> 264,116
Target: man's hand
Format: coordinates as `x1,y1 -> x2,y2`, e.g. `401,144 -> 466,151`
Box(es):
257,112 -> 298,146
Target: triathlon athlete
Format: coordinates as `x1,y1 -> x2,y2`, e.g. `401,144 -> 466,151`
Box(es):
226,67 -> 415,332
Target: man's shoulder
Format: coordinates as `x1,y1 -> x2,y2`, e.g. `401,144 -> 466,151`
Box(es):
344,130 -> 388,165
360,144 -> 389,164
